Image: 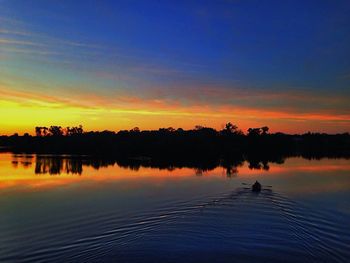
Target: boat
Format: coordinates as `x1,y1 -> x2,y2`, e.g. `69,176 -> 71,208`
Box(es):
252,181 -> 261,192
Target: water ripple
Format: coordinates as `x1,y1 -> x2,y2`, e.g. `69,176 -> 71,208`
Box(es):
0,188 -> 349,262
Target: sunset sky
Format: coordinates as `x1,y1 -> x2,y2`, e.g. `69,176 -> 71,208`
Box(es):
0,0 -> 349,135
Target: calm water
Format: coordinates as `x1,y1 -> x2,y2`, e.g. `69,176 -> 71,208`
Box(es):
0,153 -> 349,262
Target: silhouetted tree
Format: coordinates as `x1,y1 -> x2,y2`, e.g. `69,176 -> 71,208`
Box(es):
65,127 -> 72,136
261,126 -> 269,135
224,122 -> 237,133
159,127 -> 175,133
49,126 -> 63,136
35,127 -> 42,137
247,128 -> 262,136
42,127 -> 48,136
65,125 -> 84,136
221,122 -> 243,135
195,125 -> 204,130
130,127 -> 140,133
76,125 -> 83,134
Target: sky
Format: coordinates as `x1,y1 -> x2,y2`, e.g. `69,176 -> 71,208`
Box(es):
0,0 -> 349,135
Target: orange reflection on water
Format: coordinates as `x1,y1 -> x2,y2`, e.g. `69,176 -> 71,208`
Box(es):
0,154 -> 224,191
0,153 -> 349,194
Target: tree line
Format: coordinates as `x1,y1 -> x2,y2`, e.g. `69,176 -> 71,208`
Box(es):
0,123 -> 349,161
30,123 -> 269,137
35,125 -> 83,137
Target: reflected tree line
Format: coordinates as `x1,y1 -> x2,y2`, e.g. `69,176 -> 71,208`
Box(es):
11,154 -> 283,177
34,156 -> 83,175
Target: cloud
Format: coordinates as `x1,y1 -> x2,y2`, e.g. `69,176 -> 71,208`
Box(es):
0,38 -> 46,46
127,85 -> 350,116
0,29 -> 33,36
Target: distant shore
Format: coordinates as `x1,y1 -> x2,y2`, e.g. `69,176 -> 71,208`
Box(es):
1,125 -> 349,161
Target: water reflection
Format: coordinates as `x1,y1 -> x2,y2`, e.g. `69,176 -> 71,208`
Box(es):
0,153 -> 349,262
0,153 -> 349,196
11,154 -> 33,168
8,154 -> 350,178
35,156 -> 83,175
11,154 -> 286,176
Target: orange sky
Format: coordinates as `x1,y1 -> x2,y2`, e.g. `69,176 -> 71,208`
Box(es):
1,84 -> 350,135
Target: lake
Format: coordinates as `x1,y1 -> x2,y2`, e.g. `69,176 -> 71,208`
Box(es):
0,153 -> 349,262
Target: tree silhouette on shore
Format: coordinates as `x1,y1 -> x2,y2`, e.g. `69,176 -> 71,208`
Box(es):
0,123 -> 349,160
35,125 -> 83,137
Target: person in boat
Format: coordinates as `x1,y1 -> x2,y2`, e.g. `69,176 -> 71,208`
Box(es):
252,181 -> 261,192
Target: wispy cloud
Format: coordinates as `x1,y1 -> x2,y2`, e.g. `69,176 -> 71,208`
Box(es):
0,38 -> 47,46
0,29 -> 33,36
0,46 -> 60,56
1,83 -> 349,134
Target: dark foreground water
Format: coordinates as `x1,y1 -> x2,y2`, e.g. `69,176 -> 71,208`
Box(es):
0,154 -> 349,262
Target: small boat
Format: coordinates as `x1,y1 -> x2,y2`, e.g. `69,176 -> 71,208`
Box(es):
252,181 -> 261,192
